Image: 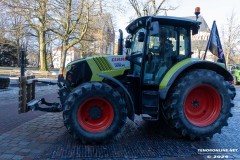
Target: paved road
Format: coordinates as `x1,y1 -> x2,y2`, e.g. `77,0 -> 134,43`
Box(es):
0,86 -> 239,160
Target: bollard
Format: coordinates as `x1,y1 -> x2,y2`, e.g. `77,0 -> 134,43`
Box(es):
19,76 -> 27,113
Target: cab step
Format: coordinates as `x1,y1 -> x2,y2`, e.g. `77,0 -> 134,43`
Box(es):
142,90 -> 159,121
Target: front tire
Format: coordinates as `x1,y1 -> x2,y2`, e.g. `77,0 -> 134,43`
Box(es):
163,69 -> 234,139
63,82 -> 127,144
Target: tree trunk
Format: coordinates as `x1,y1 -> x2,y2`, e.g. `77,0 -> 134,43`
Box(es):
39,30 -> 48,71
49,52 -> 54,68
17,45 -> 20,67
59,41 -> 68,73
225,52 -> 229,66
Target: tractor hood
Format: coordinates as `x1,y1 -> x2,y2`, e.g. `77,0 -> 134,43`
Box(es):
65,55 -> 130,87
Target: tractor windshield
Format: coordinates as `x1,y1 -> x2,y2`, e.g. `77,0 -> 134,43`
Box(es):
144,24 -> 191,85
157,25 -> 190,60
131,28 -> 146,54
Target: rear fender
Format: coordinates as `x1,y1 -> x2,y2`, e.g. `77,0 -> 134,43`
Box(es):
159,60 -> 233,99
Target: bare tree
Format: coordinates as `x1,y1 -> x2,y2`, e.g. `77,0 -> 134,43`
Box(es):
76,0 -> 115,58
7,15 -> 28,66
49,0 -> 93,73
128,0 -> 178,17
0,6 -> 32,66
1,0 -> 116,70
46,33 -> 55,68
2,0 -> 51,71
222,10 -> 240,66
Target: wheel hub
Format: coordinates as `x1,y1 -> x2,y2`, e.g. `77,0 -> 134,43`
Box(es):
192,99 -> 199,108
89,106 -> 102,119
184,85 -> 221,127
78,98 -> 114,133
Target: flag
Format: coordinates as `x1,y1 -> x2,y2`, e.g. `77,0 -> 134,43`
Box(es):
203,21 -> 225,64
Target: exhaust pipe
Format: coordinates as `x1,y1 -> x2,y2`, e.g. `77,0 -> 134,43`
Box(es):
118,29 -> 123,55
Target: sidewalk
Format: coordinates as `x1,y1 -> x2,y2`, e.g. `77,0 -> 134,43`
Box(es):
0,91 -> 60,160
0,112 -> 64,160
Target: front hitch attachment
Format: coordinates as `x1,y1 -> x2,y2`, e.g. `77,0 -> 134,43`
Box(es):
27,98 -> 62,112
19,76 -> 63,113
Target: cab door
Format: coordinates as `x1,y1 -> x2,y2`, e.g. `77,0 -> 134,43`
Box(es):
140,22 -> 177,120
127,28 -> 146,114
140,22 -> 192,120
140,21 -> 162,120
142,24 -> 178,86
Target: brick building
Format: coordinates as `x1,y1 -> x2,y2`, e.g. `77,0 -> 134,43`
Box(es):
187,16 -> 215,61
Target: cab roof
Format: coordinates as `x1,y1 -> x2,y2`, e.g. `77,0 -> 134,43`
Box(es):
126,16 -> 201,34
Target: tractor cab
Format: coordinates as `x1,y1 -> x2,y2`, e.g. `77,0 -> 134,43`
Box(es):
125,16 -> 201,86
124,16 -> 201,119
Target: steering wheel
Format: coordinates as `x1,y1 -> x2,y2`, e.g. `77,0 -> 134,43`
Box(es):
126,52 -> 142,66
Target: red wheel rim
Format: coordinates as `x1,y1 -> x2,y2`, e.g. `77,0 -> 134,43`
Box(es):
78,98 -> 114,132
184,85 -> 221,127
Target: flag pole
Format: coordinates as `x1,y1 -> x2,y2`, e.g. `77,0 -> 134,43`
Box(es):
203,21 -> 215,60
215,23 -> 227,67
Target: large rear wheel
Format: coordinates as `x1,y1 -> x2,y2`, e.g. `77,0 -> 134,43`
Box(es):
163,69 -> 234,139
63,82 -> 127,144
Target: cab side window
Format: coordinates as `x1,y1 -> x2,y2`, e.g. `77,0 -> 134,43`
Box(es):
130,28 -> 146,76
179,28 -> 190,59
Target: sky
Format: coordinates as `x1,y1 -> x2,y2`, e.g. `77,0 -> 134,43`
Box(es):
115,0 -> 240,37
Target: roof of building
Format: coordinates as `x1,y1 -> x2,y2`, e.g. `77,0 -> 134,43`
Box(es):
186,16 -> 210,32
91,13 -> 114,32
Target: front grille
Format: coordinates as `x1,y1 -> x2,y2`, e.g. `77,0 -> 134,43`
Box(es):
93,57 -> 112,71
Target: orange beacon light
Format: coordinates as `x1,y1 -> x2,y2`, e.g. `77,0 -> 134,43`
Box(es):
195,7 -> 201,20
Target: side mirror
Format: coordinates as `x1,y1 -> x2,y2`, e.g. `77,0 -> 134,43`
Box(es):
138,32 -> 145,42
192,27 -> 199,35
125,39 -> 131,48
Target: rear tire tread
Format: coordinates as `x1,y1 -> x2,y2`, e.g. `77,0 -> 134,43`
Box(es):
163,69 -> 234,139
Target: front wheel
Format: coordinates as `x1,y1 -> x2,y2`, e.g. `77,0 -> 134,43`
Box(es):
63,82 -> 127,144
163,69 -> 234,139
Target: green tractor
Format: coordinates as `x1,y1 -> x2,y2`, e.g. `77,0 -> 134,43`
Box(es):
19,14 -> 236,144
228,64 -> 240,85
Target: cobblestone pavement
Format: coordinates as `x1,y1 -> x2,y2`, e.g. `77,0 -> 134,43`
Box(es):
0,86 -> 239,160
0,85 -> 58,134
